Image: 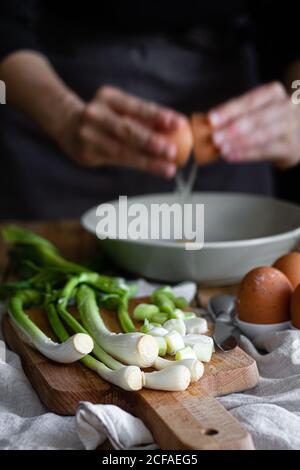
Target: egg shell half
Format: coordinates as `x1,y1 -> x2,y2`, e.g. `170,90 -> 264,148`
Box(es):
165,118 -> 193,168
190,113 -> 219,166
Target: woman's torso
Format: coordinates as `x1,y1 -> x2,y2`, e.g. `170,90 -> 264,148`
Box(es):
0,2 -> 273,219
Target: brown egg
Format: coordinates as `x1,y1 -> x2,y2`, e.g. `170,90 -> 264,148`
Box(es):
236,266 -> 293,324
273,252 -> 300,290
190,113 -> 219,166
165,118 -> 193,167
291,284 -> 300,328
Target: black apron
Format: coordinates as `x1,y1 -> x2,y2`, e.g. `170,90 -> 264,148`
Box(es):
0,30 -> 273,220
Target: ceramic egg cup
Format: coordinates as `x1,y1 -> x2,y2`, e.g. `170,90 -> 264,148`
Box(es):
234,316 -> 292,340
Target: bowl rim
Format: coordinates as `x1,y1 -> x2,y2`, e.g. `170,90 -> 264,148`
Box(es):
81,192 -> 300,250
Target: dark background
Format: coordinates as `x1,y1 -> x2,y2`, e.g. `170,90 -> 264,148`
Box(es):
0,0 -> 299,210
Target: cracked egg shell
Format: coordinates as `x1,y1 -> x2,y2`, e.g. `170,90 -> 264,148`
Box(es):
190,113 -> 219,166
165,118 -> 193,168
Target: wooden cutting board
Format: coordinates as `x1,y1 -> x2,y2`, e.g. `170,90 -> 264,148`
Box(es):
0,220 -> 259,450
2,296 -> 259,450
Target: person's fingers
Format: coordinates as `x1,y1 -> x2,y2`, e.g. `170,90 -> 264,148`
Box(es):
209,82 -> 286,129
212,99 -> 289,150
97,86 -> 184,130
83,102 -> 177,160
222,137 -> 290,164
221,127 -> 299,164
79,125 -> 177,178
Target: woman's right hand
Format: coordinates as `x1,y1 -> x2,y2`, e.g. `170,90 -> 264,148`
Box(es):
64,86 -> 185,178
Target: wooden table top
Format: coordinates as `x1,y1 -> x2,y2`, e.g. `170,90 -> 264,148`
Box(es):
0,218 -> 239,302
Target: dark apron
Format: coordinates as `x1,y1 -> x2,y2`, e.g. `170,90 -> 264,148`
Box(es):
0,30 -> 273,220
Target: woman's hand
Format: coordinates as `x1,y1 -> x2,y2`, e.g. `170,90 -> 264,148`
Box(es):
208,82 -> 300,168
0,52 -> 183,177
66,86 -> 185,178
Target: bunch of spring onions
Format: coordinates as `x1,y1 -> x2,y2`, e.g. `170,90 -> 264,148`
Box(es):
133,286 -> 214,364
0,226 -> 214,392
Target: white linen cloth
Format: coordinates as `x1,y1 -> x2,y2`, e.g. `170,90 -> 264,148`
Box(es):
218,330 -> 300,450
1,279 -> 300,450
76,402 -> 157,450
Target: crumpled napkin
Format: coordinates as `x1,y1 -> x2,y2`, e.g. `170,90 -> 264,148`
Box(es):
76,402 -> 157,450
218,330 -> 300,450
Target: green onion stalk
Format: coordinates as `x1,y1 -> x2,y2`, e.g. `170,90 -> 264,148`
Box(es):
76,284 -> 158,368
151,286 -> 189,312
49,296 -> 191,391
3,226 -> 89,274
45,300 -> 143,391
7,289 -> 93,363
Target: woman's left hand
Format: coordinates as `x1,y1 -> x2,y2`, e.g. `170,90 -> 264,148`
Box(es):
208,81 -> 300,168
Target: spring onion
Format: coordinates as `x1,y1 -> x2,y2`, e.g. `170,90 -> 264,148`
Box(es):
98,293 -> 120,311
48,299 -> 123,369
165,330 -> 185,355
84,360 -> 143,391
140,318 -> 153,333
51,299 -> 187,389
151,286 -> 190,311
57,278 -> 156,368
140,320 -> 168,336
151,285 -> 174,299
153,294 -> 174,315
184,311 -> 197,320
169,308 -> 185,320
163,319 -> 186,336
189,336 -> 214,362
133,303 -> 159,321
52,296 -> 186,388
3,226 -> 88,274
150,312 -> 169,324
151,287 -> 175,315
148,326 -> 169,336
143,365 -> 191,391
175,346 -> 197,361
46,301 -> 142,390
184,317 -> 208,334
153,357 -> 204,382
139,321 -> 168,356
2,226 -> 216,393
184,334 -> 214,347
52,265 -> 136,336
138,311 -> 168,326
76,284 -> 158,367
8,290 -> 93,363
95,288 -> 136,333
174,296 -> 189,309
154,336 -> 167,357
117,294 -> 136,333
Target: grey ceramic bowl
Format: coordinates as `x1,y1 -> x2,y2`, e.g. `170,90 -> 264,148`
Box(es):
81,192 -> 300,285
